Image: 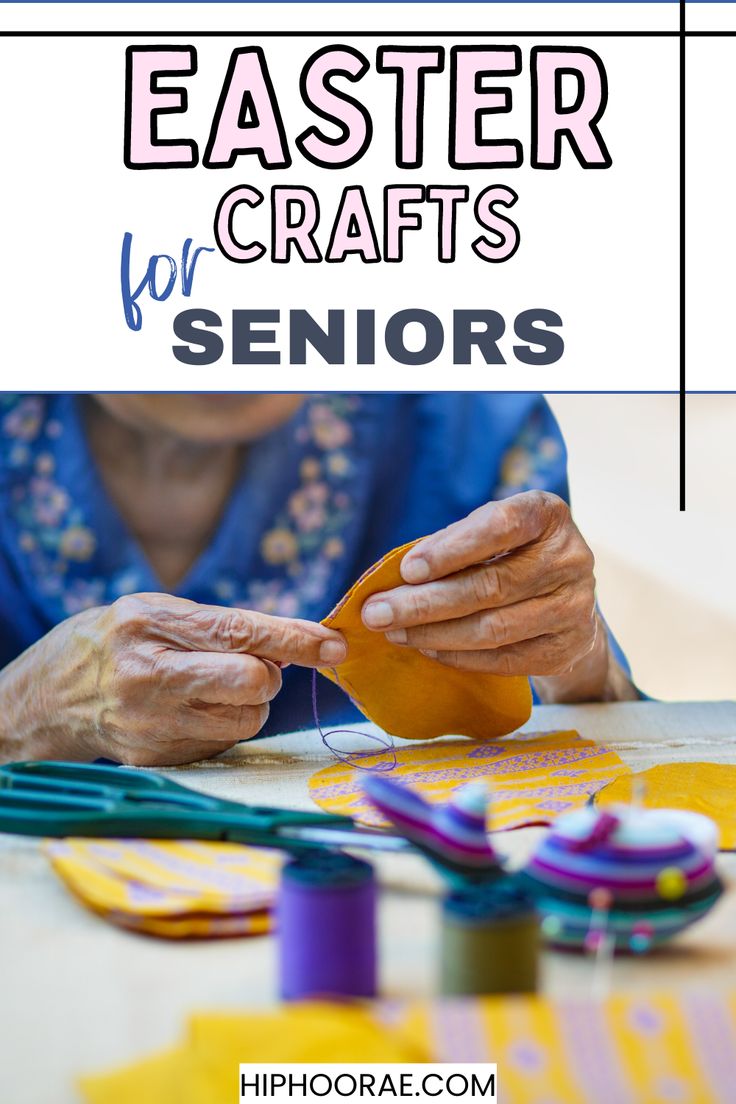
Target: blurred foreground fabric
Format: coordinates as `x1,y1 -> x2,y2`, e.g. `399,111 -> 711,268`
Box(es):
80,993 -> 736,1104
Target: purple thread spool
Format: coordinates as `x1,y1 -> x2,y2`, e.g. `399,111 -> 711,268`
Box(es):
277,851 -> 377,1001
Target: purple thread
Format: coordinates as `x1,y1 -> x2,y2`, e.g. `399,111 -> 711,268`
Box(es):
311,668 -> 397,772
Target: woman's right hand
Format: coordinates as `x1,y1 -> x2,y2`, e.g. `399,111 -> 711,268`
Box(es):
0,593 -> 347,766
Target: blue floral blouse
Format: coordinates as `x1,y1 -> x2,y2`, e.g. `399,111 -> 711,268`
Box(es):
0,393 -> 623,736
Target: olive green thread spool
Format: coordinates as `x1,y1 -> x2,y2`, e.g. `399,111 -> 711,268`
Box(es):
440,881 -> 540,997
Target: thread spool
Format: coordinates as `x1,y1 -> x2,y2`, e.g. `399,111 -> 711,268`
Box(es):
278,851 -> 377,1001
440,880 -> 539,997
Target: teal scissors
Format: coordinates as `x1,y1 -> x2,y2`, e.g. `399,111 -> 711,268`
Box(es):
0,761 -> 410,855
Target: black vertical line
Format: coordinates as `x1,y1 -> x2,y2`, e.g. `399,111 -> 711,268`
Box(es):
680,0 -> 687,510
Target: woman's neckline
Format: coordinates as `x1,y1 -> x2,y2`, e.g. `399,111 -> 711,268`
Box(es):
80,397 -> 247,591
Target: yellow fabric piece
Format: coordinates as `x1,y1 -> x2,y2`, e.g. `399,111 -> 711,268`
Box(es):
80,1050 -> 184,1104
46,838 -> 281,938
92,910 -> 271,940
597,762 -> 736,849
607,993 -> 716,1102
80,993 -> 736,1103
80,1004 -> 427,1104
319,539 -> 532,741
309,730 -> 630,830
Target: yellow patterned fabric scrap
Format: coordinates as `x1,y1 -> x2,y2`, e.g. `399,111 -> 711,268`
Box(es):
309,731 -> 630,831
46,838 -> 281,938
597,762 -> 736,850
80,993 -> 736,1104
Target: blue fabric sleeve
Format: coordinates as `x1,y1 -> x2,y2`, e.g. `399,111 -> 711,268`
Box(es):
489,398 -> 632,687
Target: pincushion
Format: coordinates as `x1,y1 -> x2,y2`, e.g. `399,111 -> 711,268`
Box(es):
521,804 -> 723,953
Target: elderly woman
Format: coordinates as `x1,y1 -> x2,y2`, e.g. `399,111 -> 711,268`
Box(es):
0,393 -> 637,766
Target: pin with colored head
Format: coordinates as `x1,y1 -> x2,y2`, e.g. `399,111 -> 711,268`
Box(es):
631,776 -> 647,810
585,885 -> 615,998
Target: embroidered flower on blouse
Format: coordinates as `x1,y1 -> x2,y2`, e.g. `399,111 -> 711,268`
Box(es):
2,396 -> 44,443
300,457 -> 321,481
326,451 -> 351,477
499,446 -> 533,487
235,579 -> 302,618
324,537 -> 345,560
28,477 -> 70,528
309,402 -> 354,450
9,443 -> 30,467
261,528 -> 299,566
35,452 -> 55,476
495,408 -> 565,499
538,435 -> 561,462
59,525 -> 97,562
287,482 -> 329,533
8,454 -> 101,610
59,578 -> 108,616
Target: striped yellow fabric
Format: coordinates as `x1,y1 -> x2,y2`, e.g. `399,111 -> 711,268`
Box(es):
46,838 -> 281,939
80,992 -> 736,1103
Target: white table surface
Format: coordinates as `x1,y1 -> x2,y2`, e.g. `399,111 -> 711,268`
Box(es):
1,700 -> 735,1103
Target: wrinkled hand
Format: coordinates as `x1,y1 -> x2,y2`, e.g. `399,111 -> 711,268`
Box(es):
361,492 -> 602,686
1,593 -> 346,766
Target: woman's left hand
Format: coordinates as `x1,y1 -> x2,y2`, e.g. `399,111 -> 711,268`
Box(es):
361,491 -> 636,702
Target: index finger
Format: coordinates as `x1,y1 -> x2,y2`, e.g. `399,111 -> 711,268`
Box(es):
399,491 -> 565,584
151,604 -> 348,668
